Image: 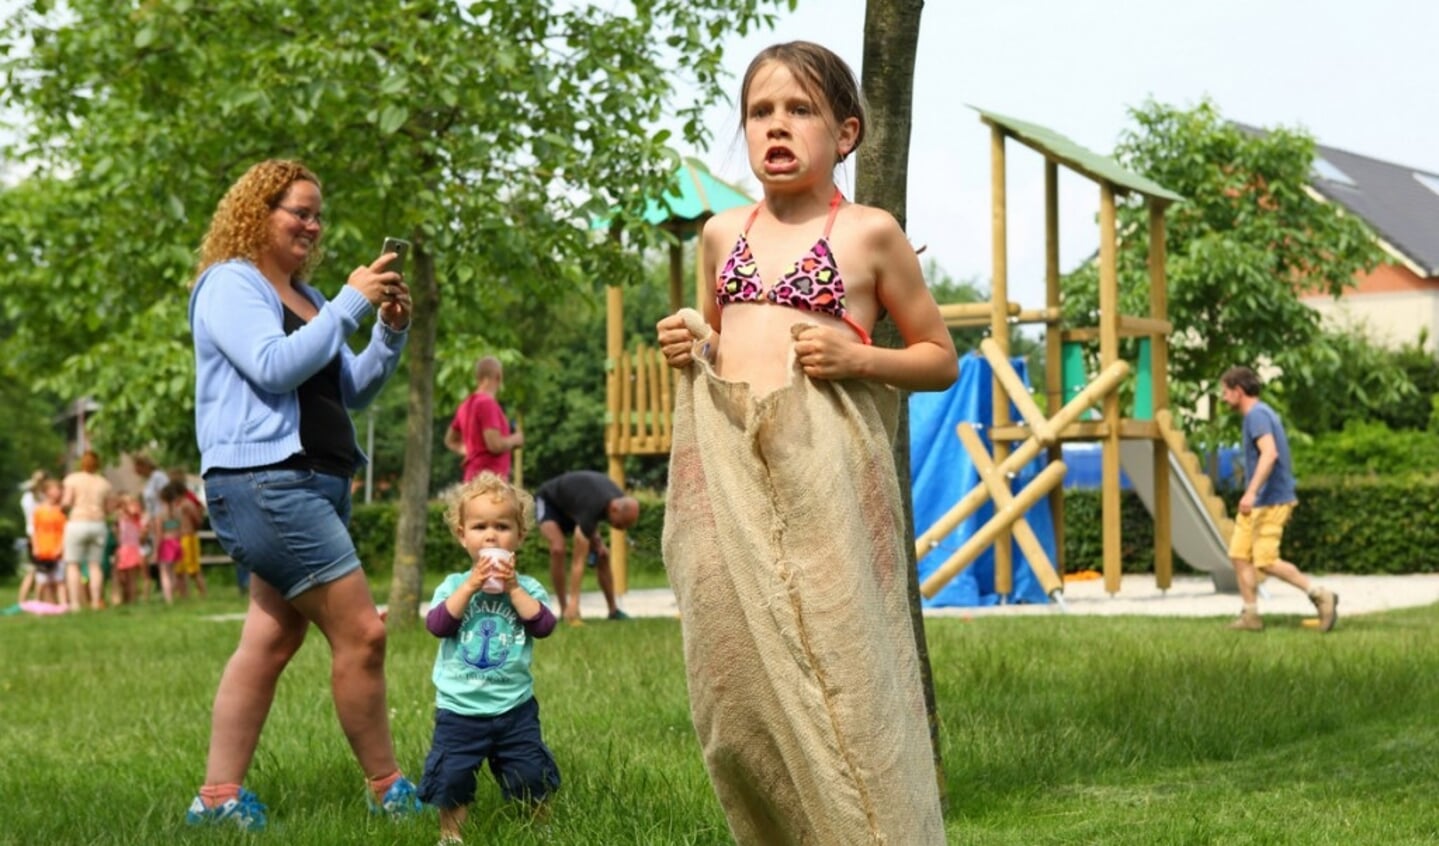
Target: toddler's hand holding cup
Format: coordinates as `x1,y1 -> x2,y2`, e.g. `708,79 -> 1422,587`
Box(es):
476,547 -> 512,594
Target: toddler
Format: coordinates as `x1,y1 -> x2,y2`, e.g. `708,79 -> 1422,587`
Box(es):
419,471 -> 560,844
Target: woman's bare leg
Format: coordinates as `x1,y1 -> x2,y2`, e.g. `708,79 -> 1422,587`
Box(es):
203,575 -> 308,785
289,569 -> 398,779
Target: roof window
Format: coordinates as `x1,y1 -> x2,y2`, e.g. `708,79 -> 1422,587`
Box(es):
1414,171 -> 1439,198
1311,156 -> 1356,186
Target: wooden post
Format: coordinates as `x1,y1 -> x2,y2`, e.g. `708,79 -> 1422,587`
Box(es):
978,339 -> 1053,444
1099,182 -> 1122,595
605,284 -> 629,597
694,219 -> 708,313
668,236 -> 683,314
1149,200 -> 1172,590
989,122 -> 1014,598
1044,159 -> 1066,575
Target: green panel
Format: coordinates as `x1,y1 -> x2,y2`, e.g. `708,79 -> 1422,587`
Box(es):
972,107 -> 1185,202
1133,338 -> 1153,420
594,158 -> 756,234
1061,342 -> 1088,404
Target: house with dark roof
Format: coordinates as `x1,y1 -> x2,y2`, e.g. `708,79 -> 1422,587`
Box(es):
1300,142 -> 1439,348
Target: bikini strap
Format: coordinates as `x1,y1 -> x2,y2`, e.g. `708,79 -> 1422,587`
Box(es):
740,202 -> 763,234
822,188 -> 844,238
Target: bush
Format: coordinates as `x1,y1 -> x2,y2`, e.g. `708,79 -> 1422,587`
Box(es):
1295,420 -> 1439,478
1059,478 -> 1439,576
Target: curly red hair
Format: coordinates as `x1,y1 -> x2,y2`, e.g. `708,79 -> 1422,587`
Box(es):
193,159 -> 323,284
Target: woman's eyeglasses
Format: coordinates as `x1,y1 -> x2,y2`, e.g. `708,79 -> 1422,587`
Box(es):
276,205 -> 324,226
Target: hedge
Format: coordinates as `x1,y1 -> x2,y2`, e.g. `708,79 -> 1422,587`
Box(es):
1057,477 -> 1439,576
341,475 -> 1439,583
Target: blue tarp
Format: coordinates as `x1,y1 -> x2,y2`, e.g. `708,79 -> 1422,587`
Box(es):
909,354 -> 1055,608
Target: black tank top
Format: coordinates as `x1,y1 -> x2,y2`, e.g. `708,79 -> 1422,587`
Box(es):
261,304 -> 357,478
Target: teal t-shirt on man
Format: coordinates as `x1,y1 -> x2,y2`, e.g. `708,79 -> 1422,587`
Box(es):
429,572 -> 549,717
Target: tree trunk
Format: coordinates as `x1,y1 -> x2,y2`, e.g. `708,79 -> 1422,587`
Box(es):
856,0 -> 946,808
385,244 -> 439,626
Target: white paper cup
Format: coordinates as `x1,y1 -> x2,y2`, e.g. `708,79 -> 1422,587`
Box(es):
477,547 -> 512,594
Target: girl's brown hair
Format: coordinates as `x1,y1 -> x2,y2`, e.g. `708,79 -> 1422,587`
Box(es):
193,159 -> 322,284
739,41 -> 867,163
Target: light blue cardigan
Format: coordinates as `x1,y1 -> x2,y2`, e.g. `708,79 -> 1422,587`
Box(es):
189,259 -> 408,475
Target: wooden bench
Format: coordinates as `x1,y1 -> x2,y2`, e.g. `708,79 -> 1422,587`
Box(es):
197,529 -> 233,567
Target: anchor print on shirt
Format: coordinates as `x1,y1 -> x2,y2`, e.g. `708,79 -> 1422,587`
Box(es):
459,617 -> 511,671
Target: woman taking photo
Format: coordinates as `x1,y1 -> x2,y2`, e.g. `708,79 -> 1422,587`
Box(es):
184,159 -> 417,830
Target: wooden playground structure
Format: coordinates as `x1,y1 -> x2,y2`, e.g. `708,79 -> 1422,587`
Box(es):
602,160 -> 753,593
914,108 -> 1233,601
603,118 -> 1235,601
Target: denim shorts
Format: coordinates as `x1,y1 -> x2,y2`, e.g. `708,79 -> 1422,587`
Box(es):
203,468 -> 361,600
418,697 -> 560,808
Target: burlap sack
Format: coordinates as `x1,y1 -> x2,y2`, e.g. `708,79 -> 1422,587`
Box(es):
663,321 -> 946,845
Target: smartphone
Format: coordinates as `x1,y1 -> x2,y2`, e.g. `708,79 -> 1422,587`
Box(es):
381,237 -> 410,276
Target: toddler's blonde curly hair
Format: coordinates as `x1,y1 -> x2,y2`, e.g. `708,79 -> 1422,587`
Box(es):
445,472 -> 534,540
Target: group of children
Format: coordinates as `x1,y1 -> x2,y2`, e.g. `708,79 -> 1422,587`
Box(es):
17,472 -> 209,610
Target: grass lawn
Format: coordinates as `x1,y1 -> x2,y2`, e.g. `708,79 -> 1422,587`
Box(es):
3,569 -> 1438,845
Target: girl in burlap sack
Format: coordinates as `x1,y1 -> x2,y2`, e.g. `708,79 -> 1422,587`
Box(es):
655,41 -> 956,846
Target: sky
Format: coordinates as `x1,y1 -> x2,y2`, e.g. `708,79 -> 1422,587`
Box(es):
668,0 -> 1439,307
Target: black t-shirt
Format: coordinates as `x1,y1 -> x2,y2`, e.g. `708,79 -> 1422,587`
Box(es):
535,471 -> 621,536
264,305 -> 356,478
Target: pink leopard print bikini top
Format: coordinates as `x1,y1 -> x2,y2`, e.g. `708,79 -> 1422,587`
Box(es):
715,189 -> 872,345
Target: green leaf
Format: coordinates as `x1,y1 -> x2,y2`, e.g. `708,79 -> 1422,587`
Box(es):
378,104 -> 408,135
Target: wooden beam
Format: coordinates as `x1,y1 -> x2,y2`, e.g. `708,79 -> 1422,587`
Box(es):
989,123 -> 1014,595
1149,200 -> 1172,590
1099,181 -> 1122,595
979,338 -> 1054,444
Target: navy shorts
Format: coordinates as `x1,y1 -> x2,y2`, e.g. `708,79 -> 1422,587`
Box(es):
203,468 -> 361,600
419,697 -> 560,808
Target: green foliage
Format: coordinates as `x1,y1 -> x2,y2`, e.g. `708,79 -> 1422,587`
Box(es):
1057,490 -> 1170,574
1372,331 -> 1439,432
1277,322 -> 1418,435
1060,99 -> 1386,446
1294,421 -> 1439,478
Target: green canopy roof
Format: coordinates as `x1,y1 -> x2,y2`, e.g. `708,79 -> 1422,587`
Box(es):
972,107 -> 1184,203
641,158 -> 755,227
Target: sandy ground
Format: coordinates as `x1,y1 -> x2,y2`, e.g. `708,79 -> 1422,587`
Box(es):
582,573 -> 1439,624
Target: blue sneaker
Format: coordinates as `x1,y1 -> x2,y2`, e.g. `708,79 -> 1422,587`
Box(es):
368,776 -> 422,817
185,787 -> 268,831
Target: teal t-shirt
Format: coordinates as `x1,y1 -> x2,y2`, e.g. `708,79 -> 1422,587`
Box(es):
430,572 -> 549,717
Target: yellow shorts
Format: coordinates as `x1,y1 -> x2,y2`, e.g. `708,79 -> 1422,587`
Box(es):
175,533 -> 202,576
1227,502 -> 1295,568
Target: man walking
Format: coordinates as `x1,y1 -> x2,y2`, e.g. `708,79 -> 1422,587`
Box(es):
1220,365 -> 1337,632
446,356 -> 522,482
